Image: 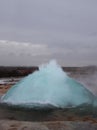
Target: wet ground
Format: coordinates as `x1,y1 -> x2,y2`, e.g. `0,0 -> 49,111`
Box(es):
0,105 -> 97,130
0,102 -> 97,121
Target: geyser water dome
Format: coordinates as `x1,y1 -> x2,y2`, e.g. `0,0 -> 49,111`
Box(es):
1,60 -> 96,108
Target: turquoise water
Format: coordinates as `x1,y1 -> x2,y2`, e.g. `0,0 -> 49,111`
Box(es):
1,60 -> 96,108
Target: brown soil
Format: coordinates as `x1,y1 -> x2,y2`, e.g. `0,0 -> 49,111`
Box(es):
0,85 -> 12,94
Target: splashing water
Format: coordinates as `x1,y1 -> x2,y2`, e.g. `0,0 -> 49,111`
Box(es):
1,60 -> 96,108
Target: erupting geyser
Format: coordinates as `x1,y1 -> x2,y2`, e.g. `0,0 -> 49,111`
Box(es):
1,60 -> 96,108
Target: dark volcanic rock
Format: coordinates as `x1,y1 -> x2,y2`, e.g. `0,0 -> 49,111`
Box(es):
0,66 -> 38,77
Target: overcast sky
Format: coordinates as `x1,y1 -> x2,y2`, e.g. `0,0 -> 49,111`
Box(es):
0,0 -> 97,66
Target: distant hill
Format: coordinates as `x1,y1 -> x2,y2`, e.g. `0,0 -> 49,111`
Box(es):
0,66 -> 38,78
0,66 -> 97,78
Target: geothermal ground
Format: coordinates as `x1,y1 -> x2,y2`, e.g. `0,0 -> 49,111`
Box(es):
0,66 -> 97,130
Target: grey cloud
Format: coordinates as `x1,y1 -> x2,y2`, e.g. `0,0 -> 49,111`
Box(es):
0,0 -> 97,66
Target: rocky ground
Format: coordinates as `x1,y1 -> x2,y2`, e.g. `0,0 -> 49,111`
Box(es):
0,120 -> 97,130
